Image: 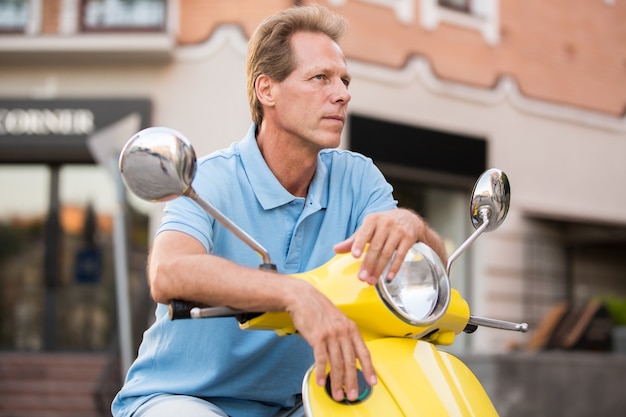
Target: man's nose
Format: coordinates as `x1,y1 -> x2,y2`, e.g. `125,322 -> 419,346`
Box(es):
332,80 -> 351,103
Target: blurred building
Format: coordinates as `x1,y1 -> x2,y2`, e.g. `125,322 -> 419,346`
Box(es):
0,0 -> 625,413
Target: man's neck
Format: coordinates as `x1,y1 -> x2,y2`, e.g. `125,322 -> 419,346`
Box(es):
256,124 -> 319,198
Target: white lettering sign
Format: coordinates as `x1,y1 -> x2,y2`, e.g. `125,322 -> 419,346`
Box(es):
0,108 -> 95,135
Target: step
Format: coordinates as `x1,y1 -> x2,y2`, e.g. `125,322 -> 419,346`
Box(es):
0,351 -> 115,417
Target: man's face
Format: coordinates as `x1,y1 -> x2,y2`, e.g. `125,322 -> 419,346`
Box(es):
271,31 -> 351,151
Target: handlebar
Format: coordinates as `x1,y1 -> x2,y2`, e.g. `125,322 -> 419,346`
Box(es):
168,300 -> 261,322
169,300 -> 209,320
167,266 -> 529,334
467,315 -> 528,332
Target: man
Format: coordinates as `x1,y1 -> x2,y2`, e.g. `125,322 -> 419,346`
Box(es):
112,5 -> 446,417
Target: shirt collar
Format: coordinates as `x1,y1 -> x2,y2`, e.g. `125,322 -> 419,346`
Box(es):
239,124 -> 329,211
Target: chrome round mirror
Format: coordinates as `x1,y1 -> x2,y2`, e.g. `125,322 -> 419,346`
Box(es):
470,168 -> 510,232
119,126 -> 197,202
118,126 -> 274,264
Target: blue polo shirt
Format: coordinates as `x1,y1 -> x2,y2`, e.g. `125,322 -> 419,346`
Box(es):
112,124 -> 397,417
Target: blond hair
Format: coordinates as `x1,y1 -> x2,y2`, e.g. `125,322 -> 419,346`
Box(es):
246,5 -> 347,126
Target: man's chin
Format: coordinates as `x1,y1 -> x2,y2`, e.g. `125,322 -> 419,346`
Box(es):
320,138 -> 342,150
319,130 -> 343,148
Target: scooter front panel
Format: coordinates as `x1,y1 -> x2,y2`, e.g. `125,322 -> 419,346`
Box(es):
301,339 -> 498,416
368,338 -> 499,416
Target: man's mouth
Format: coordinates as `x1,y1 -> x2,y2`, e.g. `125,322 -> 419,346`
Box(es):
324,115 -> 345,123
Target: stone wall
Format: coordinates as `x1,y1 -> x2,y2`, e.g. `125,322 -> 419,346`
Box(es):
464,352 -> 626,417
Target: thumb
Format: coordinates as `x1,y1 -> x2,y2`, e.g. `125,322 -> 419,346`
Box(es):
333,235 -> 358,256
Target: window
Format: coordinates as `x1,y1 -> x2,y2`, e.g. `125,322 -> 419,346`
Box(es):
328,0 -> 414,24
81,0 -> 166,32
421,0 -> 500,45
439,0 -> 471,13
438,0 -> 490,18
0,0 -> 28,32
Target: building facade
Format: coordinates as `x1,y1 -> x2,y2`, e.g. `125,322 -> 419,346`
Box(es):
1,0 -> 625,360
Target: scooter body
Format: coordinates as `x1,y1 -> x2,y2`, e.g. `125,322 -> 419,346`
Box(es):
241,250 -> 498,416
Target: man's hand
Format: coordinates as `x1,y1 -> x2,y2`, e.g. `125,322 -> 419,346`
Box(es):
286,280 -> 377,402
333,208 -> 447,285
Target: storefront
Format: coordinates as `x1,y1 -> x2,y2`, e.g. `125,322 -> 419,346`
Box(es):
0,98 -> 152,352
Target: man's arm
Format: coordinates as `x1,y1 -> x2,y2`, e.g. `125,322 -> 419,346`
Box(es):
149,230 -> 376,401
149,230 -> 289,310
333,208 -> 447,285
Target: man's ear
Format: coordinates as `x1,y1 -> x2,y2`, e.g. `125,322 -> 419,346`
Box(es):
255,74 -> 275,106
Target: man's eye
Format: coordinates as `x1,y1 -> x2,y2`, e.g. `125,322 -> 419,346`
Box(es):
314,74 -> 326,80
342,78 -> 350,87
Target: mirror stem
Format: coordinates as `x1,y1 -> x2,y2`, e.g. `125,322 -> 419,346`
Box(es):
186,188 -> 273,265
446,208 -> 491,275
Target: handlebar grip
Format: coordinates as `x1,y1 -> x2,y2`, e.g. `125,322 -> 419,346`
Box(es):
168,300 -> 208,320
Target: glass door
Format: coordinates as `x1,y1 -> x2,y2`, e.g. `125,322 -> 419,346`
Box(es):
0,163 -> 148,352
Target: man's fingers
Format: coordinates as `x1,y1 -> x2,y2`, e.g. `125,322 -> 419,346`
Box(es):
312,318 -> 366,403
326,333 -> 347,401
338,324 -> 360,401
357,221 -> 397,284
355,338 -> 377,387
382,238 -> 414,280
371,232 -> 403,280
349,216 -> 376,258
313,344 -> 329,387
333,235 -> 355,255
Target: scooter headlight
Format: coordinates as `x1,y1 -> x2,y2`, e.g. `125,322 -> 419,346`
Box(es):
376,242 -> 450,326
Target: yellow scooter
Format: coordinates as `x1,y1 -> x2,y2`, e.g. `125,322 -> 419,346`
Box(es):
119,127 -> 528,416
